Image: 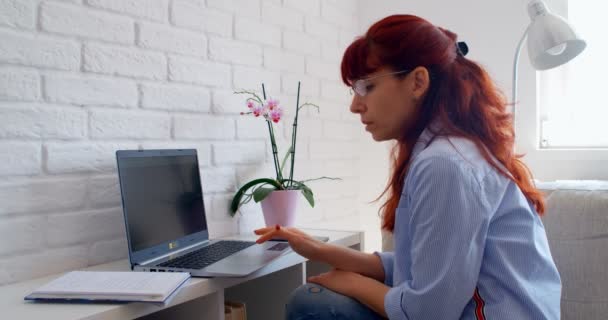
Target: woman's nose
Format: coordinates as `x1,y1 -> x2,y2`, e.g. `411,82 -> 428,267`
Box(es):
349,96 -> 365,114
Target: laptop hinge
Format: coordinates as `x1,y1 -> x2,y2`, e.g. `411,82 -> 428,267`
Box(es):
138,240 -> 210,266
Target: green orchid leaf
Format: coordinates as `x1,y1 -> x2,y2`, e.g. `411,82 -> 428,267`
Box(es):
253,187 -> 275,203
230,178 -> 282,216
300,186 -> 314,207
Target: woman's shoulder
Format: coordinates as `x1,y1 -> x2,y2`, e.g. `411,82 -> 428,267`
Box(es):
411,135 -> 507,187
413,135 -> 481,166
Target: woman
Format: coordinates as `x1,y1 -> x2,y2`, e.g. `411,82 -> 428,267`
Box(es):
255,14 -> 561,319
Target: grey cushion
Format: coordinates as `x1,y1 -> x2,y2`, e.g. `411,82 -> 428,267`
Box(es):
539,181 -> 608,319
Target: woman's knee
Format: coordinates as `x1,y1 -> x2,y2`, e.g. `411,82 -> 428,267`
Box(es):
287,284 -> 334,310
285,284 -> 371,319
286,284 -> 340,317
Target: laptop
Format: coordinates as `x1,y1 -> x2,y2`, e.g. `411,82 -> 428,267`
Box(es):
115,149 -> 290,277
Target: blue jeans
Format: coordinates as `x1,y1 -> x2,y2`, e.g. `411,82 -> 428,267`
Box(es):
285,284 -> 385,320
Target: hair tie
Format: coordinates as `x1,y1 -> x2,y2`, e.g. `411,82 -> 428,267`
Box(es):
456,41 -> 469,57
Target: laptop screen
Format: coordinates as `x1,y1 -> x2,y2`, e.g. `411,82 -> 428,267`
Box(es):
116,150 -> 209,261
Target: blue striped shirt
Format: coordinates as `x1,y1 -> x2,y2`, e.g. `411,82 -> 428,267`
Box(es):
376,127 -> 561,319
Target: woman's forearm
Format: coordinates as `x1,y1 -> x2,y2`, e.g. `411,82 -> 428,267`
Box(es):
316,243 -> 386,282
350,274 -> 390,318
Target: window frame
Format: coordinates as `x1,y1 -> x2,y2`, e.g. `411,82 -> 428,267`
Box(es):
515,0 -> 608,181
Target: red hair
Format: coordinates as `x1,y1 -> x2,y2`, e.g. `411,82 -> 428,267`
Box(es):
341,15 -> 545,232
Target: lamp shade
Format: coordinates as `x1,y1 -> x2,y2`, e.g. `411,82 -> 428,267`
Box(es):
526,0 -> 586,70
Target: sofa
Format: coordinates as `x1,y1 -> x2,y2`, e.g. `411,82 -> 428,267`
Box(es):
539,181 -> 608,319
381,180 -> 608,319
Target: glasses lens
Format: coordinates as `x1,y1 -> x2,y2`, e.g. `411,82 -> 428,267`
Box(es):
353,80 -> 366,96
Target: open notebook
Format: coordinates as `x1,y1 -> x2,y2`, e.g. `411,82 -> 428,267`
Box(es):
25,271 -> 190,303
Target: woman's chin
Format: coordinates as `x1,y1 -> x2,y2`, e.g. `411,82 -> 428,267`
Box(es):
369,132 -> 387,142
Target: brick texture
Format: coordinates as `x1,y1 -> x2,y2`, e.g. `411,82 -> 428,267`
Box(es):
0,0 -> 363,286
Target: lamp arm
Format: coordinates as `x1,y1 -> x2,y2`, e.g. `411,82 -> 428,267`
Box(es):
512,25 -> 531,134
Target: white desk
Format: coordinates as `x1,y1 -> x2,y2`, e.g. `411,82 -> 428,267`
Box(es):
0,229 -> 363,320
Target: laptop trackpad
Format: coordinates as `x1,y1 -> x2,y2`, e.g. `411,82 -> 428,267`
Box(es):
204,243 -> 289,276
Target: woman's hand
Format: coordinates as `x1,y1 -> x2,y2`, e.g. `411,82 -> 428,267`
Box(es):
254,225 -> 325,261
309,269 -> 390,318
307,269 -> 362,297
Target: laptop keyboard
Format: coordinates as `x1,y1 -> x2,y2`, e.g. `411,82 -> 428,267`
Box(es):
158,240 -> 256,270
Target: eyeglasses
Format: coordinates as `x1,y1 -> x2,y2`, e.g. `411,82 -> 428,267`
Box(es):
350,69 -> 411,97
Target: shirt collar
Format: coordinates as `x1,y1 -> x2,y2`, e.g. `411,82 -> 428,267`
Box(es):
410,122 -> 441,161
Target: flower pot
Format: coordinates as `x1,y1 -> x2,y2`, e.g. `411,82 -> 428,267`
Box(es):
260,190 -> 299,227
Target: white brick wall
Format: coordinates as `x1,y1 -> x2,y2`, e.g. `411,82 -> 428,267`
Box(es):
0,246 -> 89,285
171,0 -> 232,37
0,0 -> 37,30
174,114 -> 236,140
305,16 -> 339,42
46,207 -> 125,247
0,178 -> 88,215
137,21 -> 206,57
45,74 -> 138,107
86,175 -> 122,208
209,37 -> 263,66
83,43 -> 166,80
282,73 -> 320,97
0,67 -> 40,101
86,0 -> 169,22
236,118 -> 270,139
235,17 -> 281,47
0,142 -> 41,176
202,167 -> 237,193
206,0 -> 261,18
261,2 -> 304,31
0,30 -> 80,70
90,109 -> 171,139
40,2 -> 135,44
264,48 -> 305,73
306,57 -> 340,81
284,0 -> 321,16
0,0 -> 364,286
233,65 -> 281,92
169,56 -> 232,87
45,141 -> 138,173
140,83 -> 210,112
213,141 -> 266,165
321,1 -> 357,29
0,103 -> 87,139
0,216 -> 47,256
283,30 -> 321,56
212,89 -> 249,114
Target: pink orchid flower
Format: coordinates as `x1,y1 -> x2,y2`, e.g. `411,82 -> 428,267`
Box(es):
252,104 -> 265,117
269,107 -> 283,123
266,98 -> 279,111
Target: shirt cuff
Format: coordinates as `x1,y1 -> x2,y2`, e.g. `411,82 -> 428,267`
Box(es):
373,251 -> 394,286
385,285 -> 408,320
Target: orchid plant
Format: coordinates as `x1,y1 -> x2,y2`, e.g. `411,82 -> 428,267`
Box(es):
229,83 -> 338,216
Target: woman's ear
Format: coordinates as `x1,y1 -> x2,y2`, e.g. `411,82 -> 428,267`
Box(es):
411,66 -> 430,100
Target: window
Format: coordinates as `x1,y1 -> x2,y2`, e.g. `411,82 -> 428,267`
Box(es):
538,0 -> 608,148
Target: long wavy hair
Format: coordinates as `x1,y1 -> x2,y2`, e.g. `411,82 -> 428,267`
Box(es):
341,15 -> 545,232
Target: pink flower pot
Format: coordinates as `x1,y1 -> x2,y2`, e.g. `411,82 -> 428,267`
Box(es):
260,190 -> 299,227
